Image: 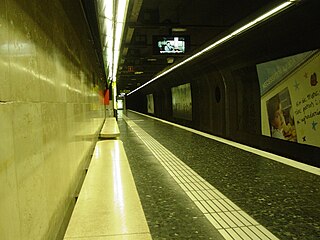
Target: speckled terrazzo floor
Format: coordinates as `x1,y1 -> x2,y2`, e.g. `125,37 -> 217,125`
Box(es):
118,110 -> 320,240
118,121 -> 224,239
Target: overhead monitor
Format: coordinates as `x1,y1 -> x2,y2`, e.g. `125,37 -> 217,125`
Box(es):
153,36 -> 189,55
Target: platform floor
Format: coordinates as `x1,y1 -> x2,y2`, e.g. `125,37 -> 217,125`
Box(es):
118,110 -> 319,240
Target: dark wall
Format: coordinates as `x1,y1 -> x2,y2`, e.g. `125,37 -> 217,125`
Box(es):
126,0 -> 320,167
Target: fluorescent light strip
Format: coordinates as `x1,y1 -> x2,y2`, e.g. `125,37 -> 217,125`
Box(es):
113,0 -> 129,82
102,0 -> 114,80
127,1 -> 295,96
101,0 -> 129,82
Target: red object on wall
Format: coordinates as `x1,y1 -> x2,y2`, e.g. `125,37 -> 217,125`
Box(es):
104,89 -> 110,105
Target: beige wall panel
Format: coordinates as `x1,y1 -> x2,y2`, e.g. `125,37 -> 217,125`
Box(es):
0,1 -> 11,101
12,102 -> 48,240
0,103 -> 21,240
0,0 -> 105,239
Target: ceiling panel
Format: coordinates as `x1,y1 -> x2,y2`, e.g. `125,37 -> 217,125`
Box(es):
117,0 -> 280,93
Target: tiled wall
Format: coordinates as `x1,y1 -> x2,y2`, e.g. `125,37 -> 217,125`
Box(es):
0,1 -> 105,239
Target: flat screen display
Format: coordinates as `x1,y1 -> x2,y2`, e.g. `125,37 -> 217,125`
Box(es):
153,36 -> 189,54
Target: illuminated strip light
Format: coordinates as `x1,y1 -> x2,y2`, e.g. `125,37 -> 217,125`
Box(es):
102,0 -> 129,82
127,1 -> 296,96
103,0 -> 114,80
113,0 -> 129,82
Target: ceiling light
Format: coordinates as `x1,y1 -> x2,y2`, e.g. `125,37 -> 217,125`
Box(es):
99,0 -> 129,82
134,71 -> 144,74
128,0 -> 297,96
112,0 -> 130,82
172,28 -> 187,32
167,57 -> 174,64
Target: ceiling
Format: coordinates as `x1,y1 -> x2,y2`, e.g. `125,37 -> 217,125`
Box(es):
82,0 -> 285,94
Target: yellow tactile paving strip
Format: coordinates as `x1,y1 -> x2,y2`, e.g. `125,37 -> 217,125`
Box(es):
123,115 -> 279,240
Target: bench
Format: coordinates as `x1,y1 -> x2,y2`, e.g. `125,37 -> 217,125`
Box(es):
99,117 -> 120,139
64,140 -> 151,239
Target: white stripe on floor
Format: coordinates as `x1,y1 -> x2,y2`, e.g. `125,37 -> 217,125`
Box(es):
128,110 -> 319,176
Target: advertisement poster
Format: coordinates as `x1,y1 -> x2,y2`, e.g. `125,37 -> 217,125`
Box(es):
147,94 -> 154,114
171,83 -> 192,120
258,50 -> 320,148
